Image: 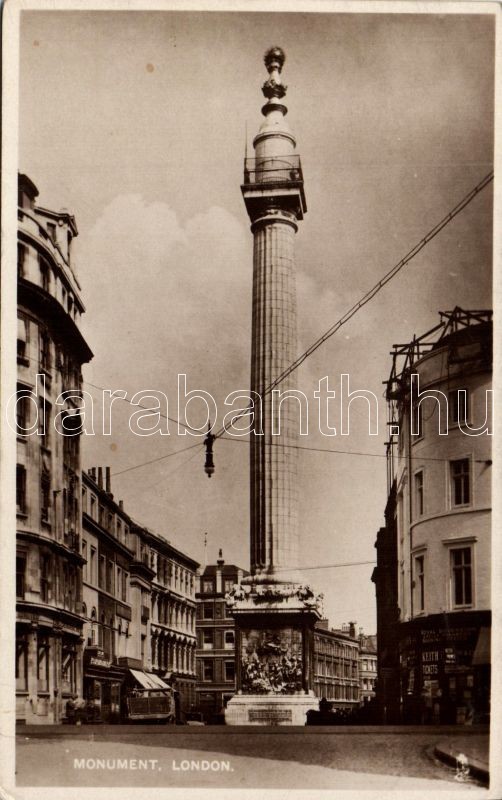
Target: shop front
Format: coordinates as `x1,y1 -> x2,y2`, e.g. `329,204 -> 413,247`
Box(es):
398,611 -> 490,725
83,646 -> 125,723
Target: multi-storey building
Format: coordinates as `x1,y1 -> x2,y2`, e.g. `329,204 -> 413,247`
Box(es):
81,465 -> 199,720
371,485 -> 400,723
195,553 -> 247,722
196,562 -> 364,720
146,526 -> 198,713
358,632 -> 377,706
15,174 -> 93,724
377,308 -> 492,724
313,621 -> 360,711
81,467 -> 135,721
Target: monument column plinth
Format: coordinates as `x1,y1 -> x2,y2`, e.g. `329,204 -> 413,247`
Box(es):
225,48 -> 322,727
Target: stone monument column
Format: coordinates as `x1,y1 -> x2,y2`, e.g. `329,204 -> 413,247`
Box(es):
225,48 -> 322,727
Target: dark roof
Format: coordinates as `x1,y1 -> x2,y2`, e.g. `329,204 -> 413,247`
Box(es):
18,172 -> 39,200
360,634 -> 378,653
202,563 -> 247,576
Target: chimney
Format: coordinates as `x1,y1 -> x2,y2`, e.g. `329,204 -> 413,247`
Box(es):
217,548 -> 224,567
349,621 -> 356,639
105,466 -> 111,494
119,500 -> 124,510
97,467 -> 103,489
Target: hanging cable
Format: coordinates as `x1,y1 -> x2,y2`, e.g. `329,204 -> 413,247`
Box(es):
212,170 -> 494,440
218,434 -> 491,464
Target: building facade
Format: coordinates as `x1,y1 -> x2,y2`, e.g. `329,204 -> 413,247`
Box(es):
196,553 -> 247,722
313,622 -> 360,711
16,174 -> 93,724
358,632 -> 377,706
146,525 -> 198,713
371,484 -> 401,723
81,467 -> 135,721
378,308 -> 492,724
81,466 -> 199,720
14,175 -> 201,725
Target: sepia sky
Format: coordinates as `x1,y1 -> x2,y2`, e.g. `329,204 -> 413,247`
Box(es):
18,7 -> 494,631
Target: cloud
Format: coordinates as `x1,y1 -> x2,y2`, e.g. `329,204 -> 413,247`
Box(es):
78,194 -> 251,397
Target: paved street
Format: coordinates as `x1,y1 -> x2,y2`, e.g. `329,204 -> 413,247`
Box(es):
15,725 -> 489,791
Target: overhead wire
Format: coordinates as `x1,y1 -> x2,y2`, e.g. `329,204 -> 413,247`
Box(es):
18,170 -> 493,478
212,169 -> 494,440
218,434 -> 491,464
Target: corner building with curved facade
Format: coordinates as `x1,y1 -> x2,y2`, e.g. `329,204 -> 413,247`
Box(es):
375,308 -> 492,724
16,174 -> 93,724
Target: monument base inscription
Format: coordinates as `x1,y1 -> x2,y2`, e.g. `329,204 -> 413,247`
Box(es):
225,693 -> 318,726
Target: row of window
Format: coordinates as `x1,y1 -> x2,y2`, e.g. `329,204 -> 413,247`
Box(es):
200,629 -> 235,650
17,463 -> 79,540
152,556 -> 194,596
200,600 -> 232,621
151,640 -> 196,673
82,539 -> 129,601
314,682 -> 359,702
413,458 -> 472,519
17,313 -> 81,391
18,244 -> 79,323
360,659 -> 377,672
316,661 -> 357,679
16,634 -> 77,694
315,638 -> 359,659
15,386 -> 82,450
200,659 -> 235,683
84,606 -> 129,656
413,545 -> 473,614
16,551 -> 79,612
82,487 -> 131,545
82,487 -> 195,595
152,594 -> 196,632
201,577 -> 236,595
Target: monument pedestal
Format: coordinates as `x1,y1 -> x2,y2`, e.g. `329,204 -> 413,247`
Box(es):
224,581 -> 322,726
225,691 -> 318,726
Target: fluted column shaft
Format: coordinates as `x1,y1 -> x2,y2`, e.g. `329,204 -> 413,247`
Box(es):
250,213 -> 299,575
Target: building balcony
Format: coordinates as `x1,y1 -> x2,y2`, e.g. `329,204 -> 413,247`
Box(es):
243,154 -> 303,187
241,155 -> 307,219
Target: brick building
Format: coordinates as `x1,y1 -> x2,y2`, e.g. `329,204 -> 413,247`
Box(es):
195,552 -> 247,722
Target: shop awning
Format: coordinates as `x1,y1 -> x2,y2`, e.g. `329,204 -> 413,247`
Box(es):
129,669 -> 170,689
472,627 -> 490,666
